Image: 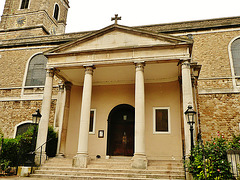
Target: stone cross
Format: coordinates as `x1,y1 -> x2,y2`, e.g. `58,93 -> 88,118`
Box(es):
111,14 -> 121,24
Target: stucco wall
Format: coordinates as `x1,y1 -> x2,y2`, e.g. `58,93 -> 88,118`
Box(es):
65,81 -> 182,160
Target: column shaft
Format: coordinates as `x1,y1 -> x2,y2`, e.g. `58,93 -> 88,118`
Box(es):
181,61 -> 194,155
35,68 -> 54,165
55,83 -> 65,155
135,63 -> 145,154
73,66 -> 93,168
58,81 -> 72,156
132,62 -> 147,169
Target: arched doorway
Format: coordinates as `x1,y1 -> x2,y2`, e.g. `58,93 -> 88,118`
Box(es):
107,104 -> 135,156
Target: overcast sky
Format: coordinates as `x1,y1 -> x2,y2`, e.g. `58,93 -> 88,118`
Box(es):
1,0 -> 240,33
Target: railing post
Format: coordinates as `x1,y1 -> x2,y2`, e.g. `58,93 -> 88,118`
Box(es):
182,140 -> 186,180
40,146 -> 42,166
0,138 -> 3,156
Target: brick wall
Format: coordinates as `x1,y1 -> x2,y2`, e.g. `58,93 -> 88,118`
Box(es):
198,93 -> 240,141
0,0 -> 69,32
0,44 -> 60,138
192,30 -> 240,141
0,47 -> 55,88
192,31 -> 240,79
0,100 -> 56,138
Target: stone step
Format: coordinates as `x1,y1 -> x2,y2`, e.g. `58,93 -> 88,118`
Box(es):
31,173 -> 183,180
34,169 -> 184,178
32,173 -> 185,180
32,157 -> 185,179
89,160 -> 132,165
40,166 -> 184,172
87,164 -> 183,170
35,167 -> 185,175
148,161 -> 183,166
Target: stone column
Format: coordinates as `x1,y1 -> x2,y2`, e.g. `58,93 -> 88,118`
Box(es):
132,62 -> 147,169
181,61 -> 194,156
73,66 -> 94,168
54,82 -> 65,130
57,81 -> 72,156
35,68 -> 54,165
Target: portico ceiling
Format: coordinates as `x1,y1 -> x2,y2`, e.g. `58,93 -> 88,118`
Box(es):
55,62 -> 179,86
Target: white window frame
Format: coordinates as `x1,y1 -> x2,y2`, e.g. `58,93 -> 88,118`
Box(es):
153,107 -> 171,134
89,109 -> 96,134
229,36 -> 240,89
13,120 -> 33,138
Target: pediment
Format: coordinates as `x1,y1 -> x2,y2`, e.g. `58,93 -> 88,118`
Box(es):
46,24 -> 192,54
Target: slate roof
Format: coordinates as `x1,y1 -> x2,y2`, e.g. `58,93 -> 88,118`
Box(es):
1,16 -> 240,48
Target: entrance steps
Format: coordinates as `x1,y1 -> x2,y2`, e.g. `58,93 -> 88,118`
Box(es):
31,157 -> 185,179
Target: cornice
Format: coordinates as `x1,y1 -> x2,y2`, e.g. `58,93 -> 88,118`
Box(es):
135,16 -> 240,34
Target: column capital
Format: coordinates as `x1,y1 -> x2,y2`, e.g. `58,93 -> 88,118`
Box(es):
46,68 -> 55,77
135,62 -> 145,72
84,66 -> 95,75
64,81 -> 73,91
181,61 -> 191,69
58,81 -> 64,92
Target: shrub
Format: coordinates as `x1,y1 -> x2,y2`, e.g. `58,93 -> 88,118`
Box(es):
188,135 -> 233,179
229,134 -> 240,151
0,138 -> 19,167
46,126 -> 58,157
0,128 -> 3,138
0,126 -> 58,168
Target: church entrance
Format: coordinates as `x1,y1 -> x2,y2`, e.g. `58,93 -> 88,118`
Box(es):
107,104 -> 135,156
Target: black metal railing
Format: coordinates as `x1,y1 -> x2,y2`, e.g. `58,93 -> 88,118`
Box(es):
0,137 -> 3,156
26,138 -> 53,173
29,138 -> 53,165
182,140 -> 187,180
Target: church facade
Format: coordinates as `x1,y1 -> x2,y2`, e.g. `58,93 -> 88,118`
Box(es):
0,0 -> 240,168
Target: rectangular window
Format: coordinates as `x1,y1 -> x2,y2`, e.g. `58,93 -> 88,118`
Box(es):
89,109 -> 96,134
153,107 -> 170,134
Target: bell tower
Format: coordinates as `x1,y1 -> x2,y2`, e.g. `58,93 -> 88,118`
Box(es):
0,0 -> 69,38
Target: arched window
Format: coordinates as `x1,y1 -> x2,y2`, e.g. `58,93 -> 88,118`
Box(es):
231,38 -> 240,76
53,4 -> 59,21
20,0 -> 30,9
14,121 -> 33,137
15,122 -> 33,137
25,54 -> 47,86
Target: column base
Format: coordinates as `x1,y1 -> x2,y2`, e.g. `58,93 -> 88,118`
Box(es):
35,152 -> 47,166
56,153 -> 65,158
72,153 -> 89,168
131,154 -> 148,169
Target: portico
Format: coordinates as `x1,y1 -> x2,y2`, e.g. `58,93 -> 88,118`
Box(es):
35,23 -> 200,168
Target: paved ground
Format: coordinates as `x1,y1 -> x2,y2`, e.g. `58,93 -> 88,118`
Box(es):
0,176 -> 45,179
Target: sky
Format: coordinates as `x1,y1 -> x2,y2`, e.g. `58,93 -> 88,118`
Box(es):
1,0 -> 240,33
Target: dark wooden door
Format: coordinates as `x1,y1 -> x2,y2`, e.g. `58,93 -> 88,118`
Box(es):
107,104 -> 135,156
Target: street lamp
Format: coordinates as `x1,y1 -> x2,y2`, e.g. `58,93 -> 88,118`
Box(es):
30,109 -> 41,171
32,109 -> 42,125
184,105 -> 196,151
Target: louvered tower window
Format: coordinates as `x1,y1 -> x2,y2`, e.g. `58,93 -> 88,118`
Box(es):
20,0 -> 30,9
25,54 -> 47,86
231,38 -> 240,76
53,4 -> 59,21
